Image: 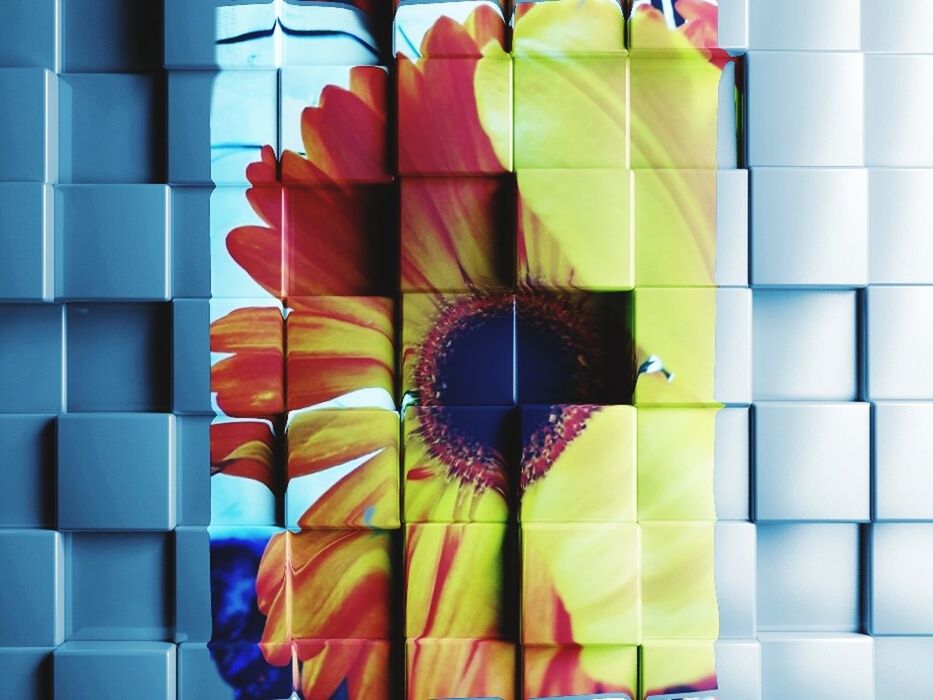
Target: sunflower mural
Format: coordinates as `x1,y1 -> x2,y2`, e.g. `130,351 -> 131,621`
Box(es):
204,0 -> 742,698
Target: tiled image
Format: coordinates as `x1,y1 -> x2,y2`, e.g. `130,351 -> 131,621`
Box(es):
3,0 -> 931,698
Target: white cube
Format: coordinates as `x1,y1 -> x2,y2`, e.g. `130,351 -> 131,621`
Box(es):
866,286 -> 933,400
862,0 -> 933,53
866,55 -> 933,167
715,640 -> 761,700
875,637 -> 933,698
755,403 -> 869,522
749,0 -> 860,50
716,288 -> 753,405
747,52 -> 863,167
753,290 -> 858,401
716,522 -> 757,638
716,169 -> 749,287
869,169 -> 933,284
715,407 -> 750,521
760,633 -> 874,700
757,524 -> 861,632
751,168 -> 868,287
717,0 -> 749,52
873,402 -> 933,521
869,524 -> 933,635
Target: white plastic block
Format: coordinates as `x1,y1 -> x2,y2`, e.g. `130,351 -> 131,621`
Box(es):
716,169 -> 749,287
753,290 -> 858,401
747,52 -> 864,167
749,0 -> 860,50
760,633 -> 874,700
715,640 -> 761,700
866,286 -> 933,400
862,0 -> 933,53
715,288 -> 752,405
875,637 -> 933,698
869,169 -> 933,284
714,407 -> 750,521
751,168 -> 868,287
755,403 -> 869,522
873,402 -> 933,521
716,0 -> 749,52
716,522 -> 757,639
869,524 -> 933,635
757,524 -> 861,632
866,55 -> 933,167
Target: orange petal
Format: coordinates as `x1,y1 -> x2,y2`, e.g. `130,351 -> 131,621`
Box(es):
283,184 -> 396,296
287,409 -> 398,477
210,420 -> 278,491
400,177 -> 511,293
298,67 -> 390,184
297,640 -> 391,700
407,639 -> 515,700
288,530 -> 393,639
523,645 -> 637,699
286,297 -> 394,409
210,307 -> 284,417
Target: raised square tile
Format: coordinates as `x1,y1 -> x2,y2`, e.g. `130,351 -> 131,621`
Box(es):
751,168 -> 868,287
54,642 -> 176,700
747,52 -> 863,167
0,415 -> 55,527
56,185 -> 170,300
0,68 -> 57,182
760,633 -> 873,700
0,303 -> 63,413
0,530 -> 63,646
66,303 -> 171,412
866,55 -> 933,167
753,290 -> 857,401
59,74 -> 164,183
0,183 -> 53,300
869,523 -> 933,635
754,402 -> 869,522
57,413 -> 175,531
757,524 -> 861,632
873,402 -> 933,521
867,286 -> 933,400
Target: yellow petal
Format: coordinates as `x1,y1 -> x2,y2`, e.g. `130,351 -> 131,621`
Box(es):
521,406 -> 636,523
405,523 -> 506,638
637,407 -> 717,521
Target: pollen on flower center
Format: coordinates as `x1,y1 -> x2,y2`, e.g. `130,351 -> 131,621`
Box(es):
410,291 -> 617,490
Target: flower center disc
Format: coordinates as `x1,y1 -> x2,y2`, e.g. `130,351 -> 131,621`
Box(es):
412,291 -> 630,489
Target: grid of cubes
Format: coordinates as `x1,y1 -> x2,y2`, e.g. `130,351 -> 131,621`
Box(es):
2,0 -> 932,699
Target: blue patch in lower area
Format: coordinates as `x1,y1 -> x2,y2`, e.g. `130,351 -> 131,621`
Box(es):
209,534 -> 292,699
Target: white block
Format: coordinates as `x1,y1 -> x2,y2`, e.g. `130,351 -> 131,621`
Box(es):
757,524 -> 861,632
753,290 -> 858,401
862,0 -> 933,53
716,522 -> 757,638
760,633 -> 874,700
747,52 -> 864,167
869,169 -> 933,284
751,168 -> 868,287
755,403 -> 870,522
714,407 -> 750,521
715,640 -> 761,700
717,0 -> 749,52
716,169 -> 749,287
749,0 -> 860,50
870,524 -> 933,635
866,55 -> 933,167
875,637 -> 933,698
873,402 -> 933,521
867,287 -> 933,400
715,288 -> 752,405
